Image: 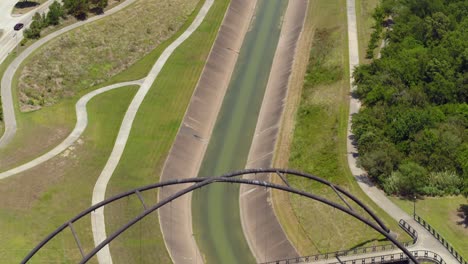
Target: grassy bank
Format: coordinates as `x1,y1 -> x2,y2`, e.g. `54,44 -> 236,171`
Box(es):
104,0 -> 231,262
0,86 -> 137,263
272,0 -> 410,256
391,196 -> 468,259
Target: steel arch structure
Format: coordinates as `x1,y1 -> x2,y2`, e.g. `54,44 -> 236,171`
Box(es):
21,168 -> 420,264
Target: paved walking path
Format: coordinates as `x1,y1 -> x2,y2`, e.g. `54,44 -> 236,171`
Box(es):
0,80 -> 143,180
90,1 -> 215,263
344,0 -> 458,263
0,0 -> 139,149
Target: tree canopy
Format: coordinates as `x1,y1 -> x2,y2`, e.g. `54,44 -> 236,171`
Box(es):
353,0 -> 467,196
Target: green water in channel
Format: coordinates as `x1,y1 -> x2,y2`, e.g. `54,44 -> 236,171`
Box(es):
192,0 -> 288,263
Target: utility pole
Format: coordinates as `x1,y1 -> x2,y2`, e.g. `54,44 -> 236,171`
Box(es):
413,195 -> 416,218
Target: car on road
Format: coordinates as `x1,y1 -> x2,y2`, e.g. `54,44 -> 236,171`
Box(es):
14,23 -> 24,31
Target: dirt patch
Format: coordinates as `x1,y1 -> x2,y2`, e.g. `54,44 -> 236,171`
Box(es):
17,0 -> 198,111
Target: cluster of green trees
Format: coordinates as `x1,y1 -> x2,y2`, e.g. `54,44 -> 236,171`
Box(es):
23,0 -> 108,40
353,0 -> 467,196
64,0 -> 109,18
24,1 -> 64,39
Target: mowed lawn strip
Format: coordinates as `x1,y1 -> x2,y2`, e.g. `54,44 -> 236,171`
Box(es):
0,0 -> 203,171
0,86 -> 137,263
355,0 -> 379,63
391,196 -> 468,259
272,0 -> 410,255
104,0 -> 230,262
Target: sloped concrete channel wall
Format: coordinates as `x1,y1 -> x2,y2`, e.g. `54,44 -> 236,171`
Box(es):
158,0 -> 257,263
240,0 -> 308,262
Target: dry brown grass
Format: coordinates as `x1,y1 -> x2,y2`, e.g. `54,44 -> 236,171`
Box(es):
17,0 -> 198,111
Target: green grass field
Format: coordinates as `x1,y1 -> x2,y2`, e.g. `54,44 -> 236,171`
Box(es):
272,0 -> 411,256
104,0 -> 231,262
391,196 -> 468,260
0,86 -> 137,263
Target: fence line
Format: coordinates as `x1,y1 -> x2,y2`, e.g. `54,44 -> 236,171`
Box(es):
398,219 -> 418,243
414,214 -> 467,264
262,250 -> 446,264
261,219 -> 417,264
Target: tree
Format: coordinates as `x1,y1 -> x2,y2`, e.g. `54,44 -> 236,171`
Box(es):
384,161 -> 427,196
64,0 -> 89,19
47,1 -> 64,25
90,0 -> 108,13
23,13 -> 43,39
353,0 -> 467,196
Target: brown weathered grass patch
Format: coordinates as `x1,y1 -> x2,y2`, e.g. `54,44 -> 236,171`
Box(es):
17,0 -> 198,111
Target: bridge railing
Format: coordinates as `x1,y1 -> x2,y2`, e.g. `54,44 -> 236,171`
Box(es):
414,214 -> 467,264
260,243 -> 414,264
262,250 -> 446,264
261,220 -> 417,264
398,219 -> 418,243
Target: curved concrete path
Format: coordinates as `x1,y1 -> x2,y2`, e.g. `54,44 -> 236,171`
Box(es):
345,0 -> 459,263
0,80 -> 143,180
90,0 -> 215,263
0,0 -> 140,149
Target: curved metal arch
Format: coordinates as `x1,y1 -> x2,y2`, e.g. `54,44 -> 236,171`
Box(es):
22,169 -> 418,264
